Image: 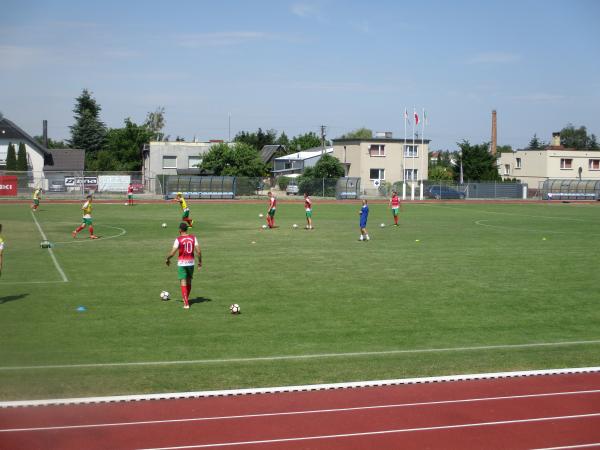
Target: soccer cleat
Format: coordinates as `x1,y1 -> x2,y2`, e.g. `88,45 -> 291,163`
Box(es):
183,304 -> 190,309
90,235 -> 99,239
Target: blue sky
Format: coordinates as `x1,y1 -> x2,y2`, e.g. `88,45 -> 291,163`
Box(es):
1,0 -> 599,150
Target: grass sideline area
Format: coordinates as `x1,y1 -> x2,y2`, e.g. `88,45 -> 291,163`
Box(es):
0,201 -> 599,401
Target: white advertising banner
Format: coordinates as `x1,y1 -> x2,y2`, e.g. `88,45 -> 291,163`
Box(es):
98,175 -> 131,192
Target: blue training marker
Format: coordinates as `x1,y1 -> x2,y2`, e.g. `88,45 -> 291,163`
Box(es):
76,306 -> 87,312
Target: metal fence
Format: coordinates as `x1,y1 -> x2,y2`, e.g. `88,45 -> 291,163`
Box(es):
0,170 -> 148,198
374,180 -> 528,200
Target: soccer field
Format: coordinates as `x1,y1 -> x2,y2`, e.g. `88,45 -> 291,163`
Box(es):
0,200 -> 599,401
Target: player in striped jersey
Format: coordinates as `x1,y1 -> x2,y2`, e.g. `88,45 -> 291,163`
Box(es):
266,191 -> 277,228
304,192 -> 313,230
31,188 -> 43,211
175,192 -> 194,228
388,190 -> 402,226
165,222 -> 202,309
72,194 -> 98,239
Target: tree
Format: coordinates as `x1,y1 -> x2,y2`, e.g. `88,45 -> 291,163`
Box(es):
33,136 -> 70,149
454,140 -> 501,182
234,128 -> 277,151
289,132 -> 323,151
560,124 -> 599,150
16,142 -> 28,171
5,143 -> 17,170
339,127 -> 373,139
144,106 -> 166,141
276,131 -> 290,149
428,165 -> 454,181
93,118 -> 154,171
528,134 -> 547,149
496,145 -> 513,154
69,89 -> 107,168
199,142 -> 267,177
312,154 -> 345,178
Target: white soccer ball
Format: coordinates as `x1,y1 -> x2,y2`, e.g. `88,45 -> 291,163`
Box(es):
261,224 -> 267,229
161,223 -> 167,228
380,223 -> 385,228
230,303 -> 240,314
160,291 -> 170,301
293,224 -> 298,229
124,202 -> 128,206
259,213 -> 264,218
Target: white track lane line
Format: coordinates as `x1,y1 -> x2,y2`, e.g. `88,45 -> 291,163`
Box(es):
31,212 -> 68,282
2,339 -> 600,372
532,444 -> 600,450
2,389 -> 599,433
136,413 -> 600,450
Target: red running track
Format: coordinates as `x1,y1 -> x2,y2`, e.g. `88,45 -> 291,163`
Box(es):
1,372 -> 599,450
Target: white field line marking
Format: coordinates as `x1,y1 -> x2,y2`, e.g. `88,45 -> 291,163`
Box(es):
52,224 -> 127,245
0,281 -> 68,285
474,220 -> 600,236
2,339 -> 600,372
30,212 -> 68,282
2,389 -> 599,433
2,366 -> 599,408
137,413 -> 600,450
532,444 -> 600,450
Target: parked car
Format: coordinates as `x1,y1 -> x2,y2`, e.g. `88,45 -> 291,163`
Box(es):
48,180 -> 67,192
426,186 -> 465,200
286,181 -> 299,195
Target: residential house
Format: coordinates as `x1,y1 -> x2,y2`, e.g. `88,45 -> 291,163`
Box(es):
497,132 -> 600,187
260,144 -> 287,170
272,147 -> 333,176
331,133 -> 430,191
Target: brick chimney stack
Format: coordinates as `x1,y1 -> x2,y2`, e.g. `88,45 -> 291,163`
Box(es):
43,120 -> 48,148
491,110 -> 497,155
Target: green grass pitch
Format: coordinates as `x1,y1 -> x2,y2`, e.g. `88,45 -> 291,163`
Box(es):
0,200 -> 599,400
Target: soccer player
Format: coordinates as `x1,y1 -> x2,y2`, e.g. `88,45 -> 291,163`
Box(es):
266,191 -> 277,228
31,187 -> 42,211
0,224 -> 4,277
388,190 -> 402,226
165,222 -> 202,309
127,183 -> 134,206
175,192 -> 193,228
72,194 -> 98,239
358,199 -> 370,241
304,192 -> 313,229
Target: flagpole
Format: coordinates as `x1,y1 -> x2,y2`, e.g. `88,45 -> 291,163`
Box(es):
420,107 -> 425,200
411,107 -> 415,200
403,108 -> 407,200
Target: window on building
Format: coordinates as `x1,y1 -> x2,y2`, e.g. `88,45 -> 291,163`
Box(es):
516,158 -> 522,169
369,168 -> 385,180
504,164 -> 510,175
404,145 -> 418,157
369,144 -> 385,157
560,158 -> 573,169
589,159 -> 600,170
162,156 -> 177,169
188,156 -> 202,169
404,169 -> 418,181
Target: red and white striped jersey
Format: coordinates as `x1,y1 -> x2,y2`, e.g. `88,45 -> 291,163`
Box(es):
172,235 -> 199,266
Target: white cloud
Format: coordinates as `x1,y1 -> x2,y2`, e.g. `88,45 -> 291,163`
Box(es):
468,52 -> 521,64
176,31 -> 270,47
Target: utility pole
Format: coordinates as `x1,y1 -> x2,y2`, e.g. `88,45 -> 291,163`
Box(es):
320,125 -> 327,154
